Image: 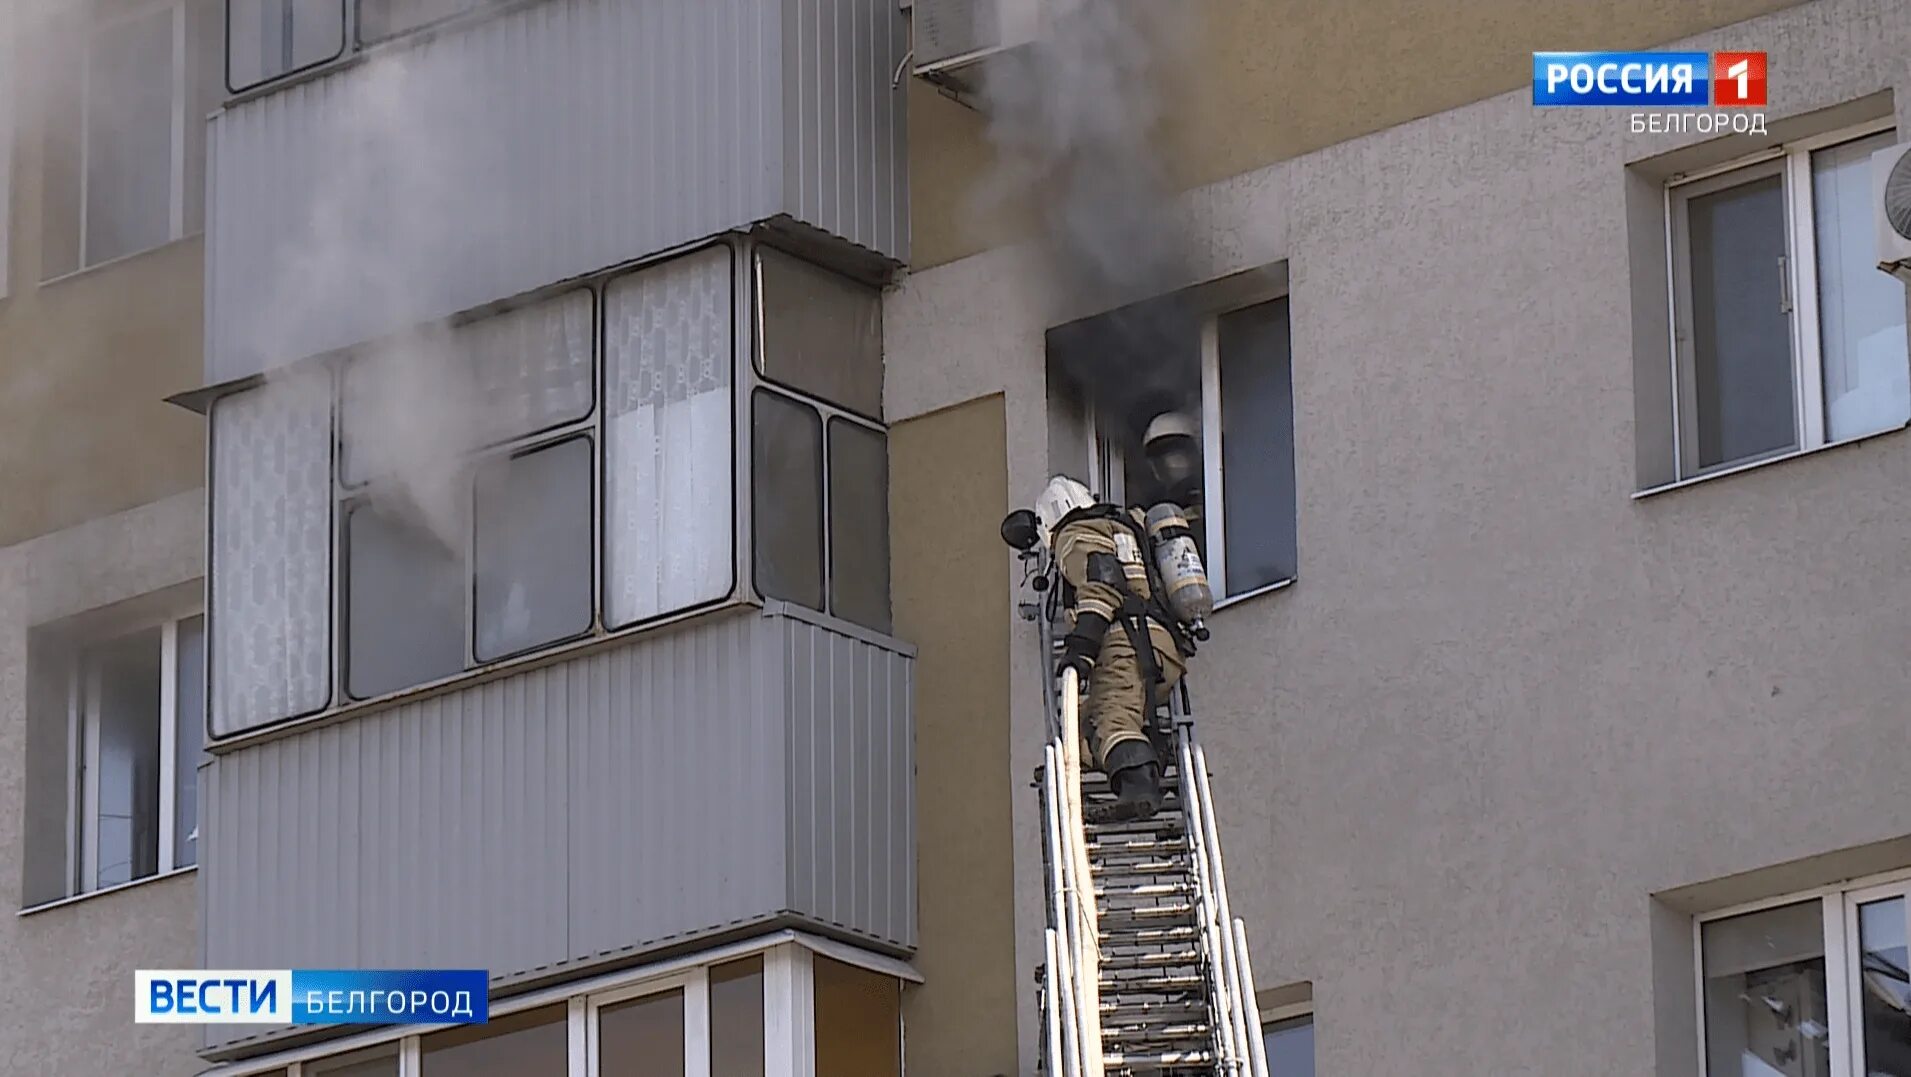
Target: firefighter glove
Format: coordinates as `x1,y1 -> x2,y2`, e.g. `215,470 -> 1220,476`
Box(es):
1058,612 -> 1110,680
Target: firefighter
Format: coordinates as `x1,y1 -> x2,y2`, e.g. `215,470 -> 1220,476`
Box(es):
1141,409 -> 1203,525
1034,475 -> 1190,820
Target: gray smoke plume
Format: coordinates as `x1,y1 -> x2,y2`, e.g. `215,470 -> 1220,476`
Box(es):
236,42 -> 515,559
975,0 -> 1204,439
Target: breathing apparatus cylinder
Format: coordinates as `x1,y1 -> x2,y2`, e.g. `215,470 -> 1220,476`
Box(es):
1145,502 -> 1213,640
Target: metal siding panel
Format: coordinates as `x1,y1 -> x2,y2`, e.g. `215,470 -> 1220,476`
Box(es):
776,612 -> 915,951
780,0 -> 907,260
206,0 -> 791,382
200,608 -> 910,1054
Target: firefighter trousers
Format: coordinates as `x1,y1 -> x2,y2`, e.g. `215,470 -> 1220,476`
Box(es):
1085,617 -> 1186,773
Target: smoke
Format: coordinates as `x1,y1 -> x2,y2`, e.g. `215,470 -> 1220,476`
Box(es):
973,0 -> 1205,436
234,40 -> 514,558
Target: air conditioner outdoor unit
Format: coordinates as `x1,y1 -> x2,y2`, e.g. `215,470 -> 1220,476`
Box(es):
1875,140 -> 1911,283
910,0 -> 1043,98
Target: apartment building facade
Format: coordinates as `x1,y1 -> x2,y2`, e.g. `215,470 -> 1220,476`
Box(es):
4,0 -> 1910,1075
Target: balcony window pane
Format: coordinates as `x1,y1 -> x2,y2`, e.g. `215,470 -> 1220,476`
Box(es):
1814,129 -> 1911,441
345,499 -> 465,699
814,957 -> 900,1077
341,290 -> 593,487
173,615 -> 206,867
711,956 -> 765,1077
1681,172 -> 1798,469
756,247 -> 883,418
599,988 -> 685,1077
604,247 -> 735,627
1859,897 -> 1911,1077
307,1044 -> 400,1076
1701,900 -> 1831,1077
827,420 -> 890,632
227,0 -> 345,91
473,436 -> 593,662
753,390 -> 823,611
421,1004 -> 567,1075
210,375 -> 333,735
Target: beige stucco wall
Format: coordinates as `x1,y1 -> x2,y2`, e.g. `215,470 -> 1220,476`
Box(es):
0,490 -> 204,1075
888,0 -> 1911,1072
891,395 -> 1021,1077
0,2 -> 206,549
907,0 -> 1811,269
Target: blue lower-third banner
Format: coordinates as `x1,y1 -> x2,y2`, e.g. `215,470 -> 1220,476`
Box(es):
135,969 -> 489,1025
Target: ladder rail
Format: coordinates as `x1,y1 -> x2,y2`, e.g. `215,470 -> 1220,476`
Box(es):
1176,730 -> 1244,1073
1231,919 -> 1272,1077
1188,738 -> 1267,1077
1043,929 -> 1069,1077
1042,748 -> 1084,1077
1058,669 -> 1107,1077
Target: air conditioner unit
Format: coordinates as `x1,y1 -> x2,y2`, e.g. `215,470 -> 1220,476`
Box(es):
1875,140 -> 1911,283
910,0 -> 1043,98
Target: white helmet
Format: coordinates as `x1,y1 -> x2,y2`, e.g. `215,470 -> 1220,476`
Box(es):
1143,410 -> 1199,447
1034,474 -> 1097,543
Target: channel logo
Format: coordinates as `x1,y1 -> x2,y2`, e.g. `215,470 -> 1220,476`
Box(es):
1532,51 -> 1767,107
1713,51 -> 1767,107
135,969 -> 489,1025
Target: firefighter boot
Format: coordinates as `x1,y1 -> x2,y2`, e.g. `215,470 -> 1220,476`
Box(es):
1102,739 -> 1162,821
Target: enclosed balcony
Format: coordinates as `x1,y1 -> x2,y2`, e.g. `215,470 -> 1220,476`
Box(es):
195,236 -> 914,1057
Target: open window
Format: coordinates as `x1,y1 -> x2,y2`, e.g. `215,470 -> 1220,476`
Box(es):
1653,118 -> 1909,485
21,597 -> 207,909
1047,267 -> 1297,605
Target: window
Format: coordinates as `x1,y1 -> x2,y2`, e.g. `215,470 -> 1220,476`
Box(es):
1264,1012 -> 1316,1077
752,248 -> 891,629
339,287 -> 596,699
41,0 -> 222,279
1050,281 -> 1297,603
209,241 -> 892,739
21,610 -> 207,907
227,0 -> 345,92
422,1005 -> 568,1075
1699,877 -> 1911,1076
814,956 -> 902,1077
755,246 -> 884,420
306,1044 -> 399,1076
1666,121 -> 1909,480
210,942 -> 901,1077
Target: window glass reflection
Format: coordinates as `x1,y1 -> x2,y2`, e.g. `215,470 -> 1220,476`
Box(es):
1861,897 -> 1911,1077
1701,901 -> 1832,1077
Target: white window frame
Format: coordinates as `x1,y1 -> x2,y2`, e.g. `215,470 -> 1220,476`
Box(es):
200,931 -> 917,1077
1081,292 -> 1297,609
57,0 -> 201,281
69,611 -> 203,897
1660,116 -> 1901,485
1694,865 -> 1911,1077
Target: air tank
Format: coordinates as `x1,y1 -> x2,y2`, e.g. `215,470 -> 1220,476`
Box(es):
1145,503 -> 1213,639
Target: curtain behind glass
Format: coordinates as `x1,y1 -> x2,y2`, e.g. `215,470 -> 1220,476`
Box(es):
604,247 -> 734,627
210,374 -> 334,735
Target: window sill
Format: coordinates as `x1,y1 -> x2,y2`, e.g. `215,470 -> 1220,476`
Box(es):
1214,576 -> 1294,612
37,230 -> 203,289
17,865 -> 197,918
1632,421 -> 1908,500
